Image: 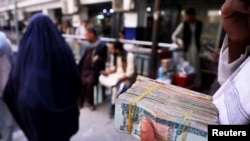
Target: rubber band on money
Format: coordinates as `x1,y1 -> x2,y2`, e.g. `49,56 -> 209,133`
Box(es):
127,85 -> 160,134
182,110 -> 193,141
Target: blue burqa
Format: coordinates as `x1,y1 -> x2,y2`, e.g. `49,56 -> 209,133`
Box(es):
3,14 -> 82,141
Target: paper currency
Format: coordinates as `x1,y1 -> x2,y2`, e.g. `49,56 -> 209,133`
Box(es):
115,76 -> 219,141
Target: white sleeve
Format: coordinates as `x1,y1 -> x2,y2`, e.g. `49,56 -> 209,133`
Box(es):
109,54 -> 116,71
171,23 -> 184,42
125,53 -> 135,78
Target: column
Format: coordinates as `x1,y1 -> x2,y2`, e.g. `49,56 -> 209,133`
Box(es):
42,9 -> 55,21
123,0 -> 147,40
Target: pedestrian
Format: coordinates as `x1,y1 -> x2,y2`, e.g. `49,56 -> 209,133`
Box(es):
78,27 -> 107,110
3,13 -> 82,141
140,0 -> 250,140
0,31 -> 15,141
172,7 -> 203,88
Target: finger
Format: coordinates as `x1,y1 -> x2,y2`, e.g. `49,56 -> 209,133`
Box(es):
141,119 -> 157,141
222,0 -> 250,15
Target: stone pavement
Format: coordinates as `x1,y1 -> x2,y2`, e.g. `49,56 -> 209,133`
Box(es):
1,99 -> 138,141
71,100 -> 137,141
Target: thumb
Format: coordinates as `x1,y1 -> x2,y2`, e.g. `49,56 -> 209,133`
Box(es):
222,0 -> 250,15
141,119 -> 158,141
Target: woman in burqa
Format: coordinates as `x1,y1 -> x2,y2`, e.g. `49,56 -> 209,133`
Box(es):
0,32 -> 16,141
3,13 -> 82,141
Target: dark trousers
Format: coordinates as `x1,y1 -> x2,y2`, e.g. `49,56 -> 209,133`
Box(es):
78,84 -> 94,107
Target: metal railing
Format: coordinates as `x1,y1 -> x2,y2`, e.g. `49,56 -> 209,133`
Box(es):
62,34 -> 178,50
63,34 -> 178,77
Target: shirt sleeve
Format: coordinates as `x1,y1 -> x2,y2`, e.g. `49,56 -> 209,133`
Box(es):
171,22 -> 184,42
109,54 -> 116,71
125,53 -> 135,78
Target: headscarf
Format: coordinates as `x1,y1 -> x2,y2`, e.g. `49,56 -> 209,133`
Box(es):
3,13 -> 81,141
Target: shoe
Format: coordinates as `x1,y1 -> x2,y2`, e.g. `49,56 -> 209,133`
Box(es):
109,105 -> 115,119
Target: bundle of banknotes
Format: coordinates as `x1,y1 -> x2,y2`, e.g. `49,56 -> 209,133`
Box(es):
115,76 -> 219,141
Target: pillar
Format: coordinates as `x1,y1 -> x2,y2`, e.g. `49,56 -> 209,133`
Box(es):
42,9 -> 56,21
123,0 -> 147,40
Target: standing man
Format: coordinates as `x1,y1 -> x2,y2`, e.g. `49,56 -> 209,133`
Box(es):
140,0 -> 250,140
172,8 -> 203,88
78,27 -> 107,110
75,20 -> 89,39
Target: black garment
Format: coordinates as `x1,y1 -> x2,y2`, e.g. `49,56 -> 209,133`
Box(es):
79,41 -> 107,85
79,49 -> 95,107
78,41 -> 107,107
183,21 -> 203,52
3,14 -> 81,141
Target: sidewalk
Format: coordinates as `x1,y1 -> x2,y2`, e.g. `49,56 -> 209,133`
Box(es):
1,99 -> 137,141
71,99 -> 137,141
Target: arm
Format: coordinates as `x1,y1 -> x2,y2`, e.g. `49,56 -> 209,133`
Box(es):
118,53 -> 135,83
93,43 -> 108,63
171,23 -> 184,47
102,54 -> 116,75
102,67 -> 116,75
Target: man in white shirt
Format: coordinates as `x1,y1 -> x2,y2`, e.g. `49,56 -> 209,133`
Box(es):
99,41 -> 137,118
172,8 -> 203,88
75,20 -> 89,38
140,0 -> 250,140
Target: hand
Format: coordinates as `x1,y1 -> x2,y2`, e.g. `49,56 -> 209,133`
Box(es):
93,56 -> 99,63
211,52 -> 219,62
101,71 -> 109,76
221,0 -> 250,62
211,48 -> 221,62
222,0 -> 250,43
174,40 -> 181,47
141,119 -> 158,141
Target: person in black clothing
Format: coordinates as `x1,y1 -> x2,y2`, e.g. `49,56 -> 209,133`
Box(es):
78,27 -> 108,110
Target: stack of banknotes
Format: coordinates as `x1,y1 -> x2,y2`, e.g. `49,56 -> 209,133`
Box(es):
115,76 -> 219,141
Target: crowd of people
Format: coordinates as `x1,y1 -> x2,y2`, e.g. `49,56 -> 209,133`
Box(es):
0,11 -> 137,141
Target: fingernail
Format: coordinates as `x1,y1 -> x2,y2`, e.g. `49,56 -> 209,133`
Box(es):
141,120 -> 149,132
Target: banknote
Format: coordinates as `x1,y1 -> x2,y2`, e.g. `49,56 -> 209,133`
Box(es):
114,76 -> 219,141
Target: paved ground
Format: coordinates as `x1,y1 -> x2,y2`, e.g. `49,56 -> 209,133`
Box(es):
71,99 -> 137,141
1,98 -> 137,141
